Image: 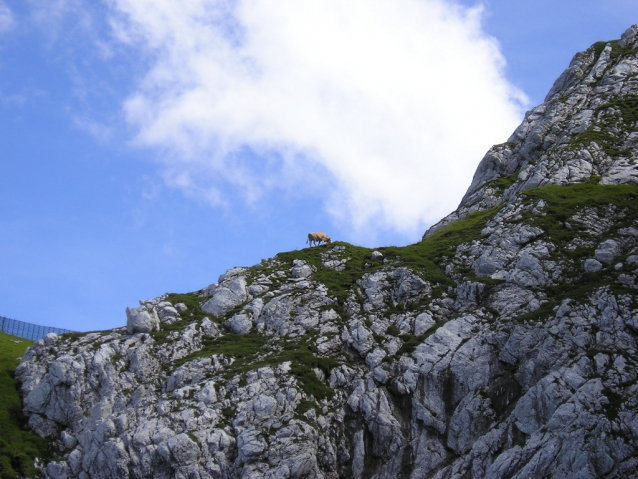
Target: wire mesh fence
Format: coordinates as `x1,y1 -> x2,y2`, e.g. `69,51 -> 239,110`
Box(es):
0,316 -> 74,341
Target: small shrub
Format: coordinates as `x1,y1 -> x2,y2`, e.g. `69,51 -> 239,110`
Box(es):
295,399 -> 317,419
396,333 -> 427,356
483,173 -> 519,193
386,324 -> 400,337
603,388 -> 624,420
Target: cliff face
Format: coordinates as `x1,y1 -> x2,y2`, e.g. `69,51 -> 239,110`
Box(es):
16,26 -> 638,479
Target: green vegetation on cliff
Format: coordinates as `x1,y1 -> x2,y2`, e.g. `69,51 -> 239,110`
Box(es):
522,180 -> 638,245
515,181 -> 638,322
568,95 -> 638,157
0,332 -> 48,479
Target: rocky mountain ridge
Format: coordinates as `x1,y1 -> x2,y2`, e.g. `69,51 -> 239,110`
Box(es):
425,24 -> 638,238
15,25 -> 638,479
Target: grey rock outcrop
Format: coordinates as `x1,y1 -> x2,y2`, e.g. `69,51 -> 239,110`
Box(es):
126,307 -> 160,334
15,25 -> 638,479
202,268 -> 252,317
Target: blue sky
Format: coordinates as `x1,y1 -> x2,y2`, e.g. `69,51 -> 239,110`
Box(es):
1,0 -> 637,332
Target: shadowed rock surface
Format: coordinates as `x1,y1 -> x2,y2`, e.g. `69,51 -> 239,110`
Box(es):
16,25 -> 638,479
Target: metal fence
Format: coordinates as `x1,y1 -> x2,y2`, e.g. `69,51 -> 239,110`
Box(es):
0,316 -> 74,341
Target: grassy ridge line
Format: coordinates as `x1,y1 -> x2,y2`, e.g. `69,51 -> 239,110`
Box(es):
164,205 -> 508,396
0,332 -> 48,479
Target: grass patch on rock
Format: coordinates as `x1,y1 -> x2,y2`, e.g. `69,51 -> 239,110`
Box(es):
166,292 -> 210,322
568,94 -> 638,157
592,40 -> 637,66
395,333 -> 429,356
276,242 -> 379,304
522,182 -> 638,245
149,292 -> 213,344
388,206 -> 502,276
175,330 -> 338,401
59,331 -> 86,341
295,399 -> 317,417
511,182 -> 638,323
483,173 -> 519,193
174,332 -> 269,368
277,339 -> 338,400
151,317 -> 201,345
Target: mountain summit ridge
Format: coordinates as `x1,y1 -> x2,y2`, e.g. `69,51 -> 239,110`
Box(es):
425,24 -> 638,239
15,25 -> 638,479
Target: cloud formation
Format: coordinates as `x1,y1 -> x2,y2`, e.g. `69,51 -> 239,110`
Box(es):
108,0 -> 528,239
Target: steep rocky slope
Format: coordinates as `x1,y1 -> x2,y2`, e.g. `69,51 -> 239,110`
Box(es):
425,25 -> 638,238
16,25 -> 638,479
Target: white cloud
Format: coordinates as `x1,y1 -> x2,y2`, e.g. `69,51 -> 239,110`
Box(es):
107,0 -> 528,240
0,1 -> 15,33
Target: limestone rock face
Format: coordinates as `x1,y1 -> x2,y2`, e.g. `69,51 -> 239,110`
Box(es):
15,25 -> 638,479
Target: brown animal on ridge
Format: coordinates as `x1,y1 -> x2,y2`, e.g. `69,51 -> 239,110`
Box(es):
306,232 -> 332,246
